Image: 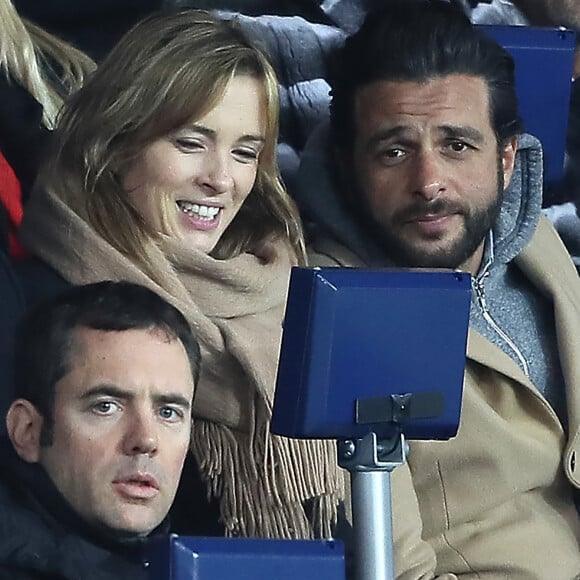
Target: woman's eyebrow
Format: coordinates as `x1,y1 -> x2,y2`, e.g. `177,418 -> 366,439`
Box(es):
188,124 -> 265,144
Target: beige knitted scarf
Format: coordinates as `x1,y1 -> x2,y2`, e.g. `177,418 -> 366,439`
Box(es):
20,186 -> 345,538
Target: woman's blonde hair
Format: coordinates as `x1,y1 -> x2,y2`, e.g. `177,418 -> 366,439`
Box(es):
42,9 -> 306,274
0,0 -> 95,128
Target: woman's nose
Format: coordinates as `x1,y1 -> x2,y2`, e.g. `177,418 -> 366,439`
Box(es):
198,152 -> 234,194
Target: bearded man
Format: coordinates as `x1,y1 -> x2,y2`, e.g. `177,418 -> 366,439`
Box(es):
295,1 -> 580,577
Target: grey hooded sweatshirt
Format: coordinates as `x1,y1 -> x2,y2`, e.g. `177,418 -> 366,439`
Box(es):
293,124 -> 567,425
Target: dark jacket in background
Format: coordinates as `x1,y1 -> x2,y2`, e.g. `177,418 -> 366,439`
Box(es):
13,0 -> 164,62
0,79 -> 47,259
0,254 -> 24,434
0,78 -> 47,203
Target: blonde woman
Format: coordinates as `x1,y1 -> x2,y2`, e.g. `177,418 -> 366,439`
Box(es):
20,10 -> 344,539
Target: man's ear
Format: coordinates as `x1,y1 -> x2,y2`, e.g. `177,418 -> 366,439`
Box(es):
501,136 -> 518,189
6,399 -> 44,463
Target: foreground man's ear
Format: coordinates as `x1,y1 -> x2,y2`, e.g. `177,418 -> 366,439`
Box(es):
501,136 -> 518,189
6,399 -> 44,463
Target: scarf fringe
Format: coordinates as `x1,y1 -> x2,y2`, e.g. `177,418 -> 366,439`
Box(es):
190,417 -> 344,539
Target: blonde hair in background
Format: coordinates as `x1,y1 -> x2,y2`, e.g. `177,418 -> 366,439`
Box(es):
42,9 -> 306,279
0,0 -> 95,128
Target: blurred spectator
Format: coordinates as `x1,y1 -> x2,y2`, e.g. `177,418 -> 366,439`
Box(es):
0,0 -> 94,257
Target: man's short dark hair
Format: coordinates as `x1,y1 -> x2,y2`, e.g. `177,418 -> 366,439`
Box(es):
14,281 -> 201,443
329,0 -> 523,148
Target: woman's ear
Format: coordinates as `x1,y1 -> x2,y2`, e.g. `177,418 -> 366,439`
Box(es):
6,399 -> 44,463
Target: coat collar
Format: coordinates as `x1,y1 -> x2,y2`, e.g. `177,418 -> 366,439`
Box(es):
466,216 -> 580,485
518,216 -> 580,486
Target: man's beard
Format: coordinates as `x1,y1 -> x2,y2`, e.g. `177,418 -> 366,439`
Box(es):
361,159 -> 504,270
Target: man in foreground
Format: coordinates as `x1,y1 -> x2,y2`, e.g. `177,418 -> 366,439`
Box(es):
296,1 -> 580,577
0,281 -> 200,579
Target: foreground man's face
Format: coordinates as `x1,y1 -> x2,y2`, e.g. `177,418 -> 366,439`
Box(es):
38,327 -> 194,536
350,74 -> 516,274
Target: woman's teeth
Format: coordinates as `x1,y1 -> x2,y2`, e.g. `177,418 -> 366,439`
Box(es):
177,201 -> 220,220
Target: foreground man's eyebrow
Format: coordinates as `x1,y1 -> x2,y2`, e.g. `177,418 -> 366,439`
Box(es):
79,386 -> 190,410
153,393 -> 191,410
80,384 -> 132,400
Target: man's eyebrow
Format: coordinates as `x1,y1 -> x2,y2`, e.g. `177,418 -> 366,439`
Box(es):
153,394 -> 191,411
439,124 -> 485,143
79,385 -> 191,410
189,123 -> 265,144
367,125 -> 411,149
366,124 -> 486,149
80,384 -> 132,401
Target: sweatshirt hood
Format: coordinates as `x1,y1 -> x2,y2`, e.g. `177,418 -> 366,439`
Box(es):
293,121 -> 543,267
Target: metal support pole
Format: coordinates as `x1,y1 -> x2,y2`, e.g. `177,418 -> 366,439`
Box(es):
338,432 -> 407,580
351,469 -> 394,580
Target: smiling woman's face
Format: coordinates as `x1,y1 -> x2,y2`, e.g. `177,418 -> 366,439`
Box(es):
122,75 -> 266,254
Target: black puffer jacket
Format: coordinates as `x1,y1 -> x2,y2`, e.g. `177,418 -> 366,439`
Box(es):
0,442 -> 157,580
0,255 -> 25,432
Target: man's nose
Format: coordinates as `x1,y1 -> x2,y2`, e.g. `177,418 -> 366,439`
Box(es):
411,150 -> 446,201
123,412 -> 159,457
199,151 -> 234,194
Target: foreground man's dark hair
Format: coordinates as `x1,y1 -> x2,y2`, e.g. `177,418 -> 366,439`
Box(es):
14,281 -> 200,443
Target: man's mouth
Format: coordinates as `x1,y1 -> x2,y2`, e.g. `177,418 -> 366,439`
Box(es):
403,212 -> 459,238
399,198 -> 462,224
112,473 -> 160,500
413,212 -> 454,223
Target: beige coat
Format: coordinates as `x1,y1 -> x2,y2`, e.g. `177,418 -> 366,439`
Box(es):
310,216 -> 580,579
